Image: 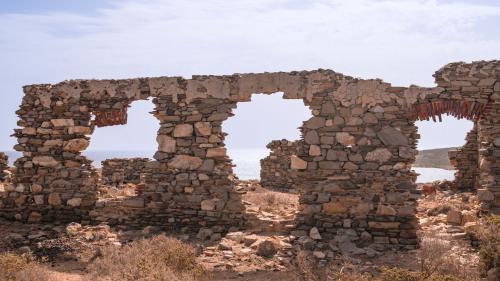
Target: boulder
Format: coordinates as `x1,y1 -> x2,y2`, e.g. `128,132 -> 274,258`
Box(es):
477,189 -> 494,202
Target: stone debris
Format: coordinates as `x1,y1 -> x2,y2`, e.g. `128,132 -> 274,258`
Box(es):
0,60 -> 498,254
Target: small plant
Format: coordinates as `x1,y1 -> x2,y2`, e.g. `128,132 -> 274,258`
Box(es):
86,235 -> 210,281
477,215 -> 500,276
0,252 -> 51,281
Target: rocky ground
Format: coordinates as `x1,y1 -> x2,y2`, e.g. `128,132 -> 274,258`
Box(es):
0,180 -> 486,280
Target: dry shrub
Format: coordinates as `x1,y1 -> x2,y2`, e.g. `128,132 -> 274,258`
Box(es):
0,252 -> 51,281
477,215 -> 500,275
418,233 -> 478,280
294,252 -> 372,281
86,235 -> 210,281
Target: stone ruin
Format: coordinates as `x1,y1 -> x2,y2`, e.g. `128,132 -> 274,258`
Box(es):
101,158 -> 150,185
0,60 -> 498,250
260,139 -> 303,190
0,153 -> 8,181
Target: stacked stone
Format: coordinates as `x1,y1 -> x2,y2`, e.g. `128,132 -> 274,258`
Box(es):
434,61 -> 500,213
0,152 -> 8,181
3,61 -> 498,247
292,81 -> 422,250
260,139 -> 303,190
101,158 -> 150,185
448,124 -> 479,190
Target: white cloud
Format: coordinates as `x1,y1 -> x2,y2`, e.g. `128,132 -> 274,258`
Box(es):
0,0 -> 499,150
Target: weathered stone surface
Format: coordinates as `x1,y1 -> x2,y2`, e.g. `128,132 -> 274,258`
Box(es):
48,193 -> 62,206
63,138 -> 89,152
157,135 -> 176,153
309,145 -> 321,156
322,202 -> 347,214
377,127 -> 408,145
365,148 -> 392,163
290,155 -> 307,170
168,155 -> 203,170
336,132 -> 355,146
194,122 -> 212,136
309,227 -> 322,240
32,156 -> 58,167
206,147 -> 226,158
477,189 -> 494,201
173,124 -> 193,137
447,209 -> 462,225
67,198 -> 82,207
51,119 -> 74,127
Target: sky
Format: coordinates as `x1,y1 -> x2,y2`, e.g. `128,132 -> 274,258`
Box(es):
0,0 -> 499,154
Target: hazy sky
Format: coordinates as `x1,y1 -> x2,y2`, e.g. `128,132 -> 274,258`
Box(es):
1,0 -> 499,153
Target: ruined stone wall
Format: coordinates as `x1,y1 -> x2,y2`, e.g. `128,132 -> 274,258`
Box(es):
0,153 -> 8,181
2,60 -> 498,245
260,139 -> 303,189
101,158 -> 150,185
448,124 -> 479,190
433,61 -> 500,213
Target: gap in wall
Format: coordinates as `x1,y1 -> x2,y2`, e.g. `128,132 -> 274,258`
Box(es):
84,98 -> 157,168
223,92 -> 312,180
414,115 -> 473,183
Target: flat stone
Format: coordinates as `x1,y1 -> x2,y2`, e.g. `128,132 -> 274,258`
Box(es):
309,227 -> 322,240
336,132 -> 355,146
173,124 -> 193,137
157,135 -> 176,153
376,204 -> 396,216
194,122 -> 212,136
304,117 -> 325,129
168,155 -> 203,170
206,147 -> 226,158
322,201 -> 347,214
477,189 -> 494,202
123,198 -> 145,208
309,145 -> 321,156
51,119 -> 74,127
290,155 -> 307,170
63,138 -> 89,152
304,131 -> 319,144
32,156 -> 59,167
377,127 -> 408,146
48,193 -> 62,206
365,148 -> 392,163
447,209 -> 462,225
67,198 -> 82,207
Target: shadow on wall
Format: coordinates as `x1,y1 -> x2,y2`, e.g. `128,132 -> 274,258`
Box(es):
223,93 -> 312,179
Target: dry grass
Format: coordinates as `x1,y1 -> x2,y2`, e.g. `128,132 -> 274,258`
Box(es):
85,235 -> 210,281
0,252 -> 52,281
476,215 -> 500,276
243,188 -> 298,216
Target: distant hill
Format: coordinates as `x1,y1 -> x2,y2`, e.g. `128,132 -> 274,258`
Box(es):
414,147 -> 458,170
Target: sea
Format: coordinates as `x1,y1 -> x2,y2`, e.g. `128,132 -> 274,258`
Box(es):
2,149 -> 455,183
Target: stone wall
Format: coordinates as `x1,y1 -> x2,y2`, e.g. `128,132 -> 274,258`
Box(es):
448,124 -> 479,190
1,60 -> 498,246
260,139 -> 303,189
101,158 -> 150,185
433,61 -> 500,213
0,153 -> 8,181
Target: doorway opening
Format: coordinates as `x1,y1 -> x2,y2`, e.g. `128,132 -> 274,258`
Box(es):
223,93 -> 312,228
414,115 -> 474,183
